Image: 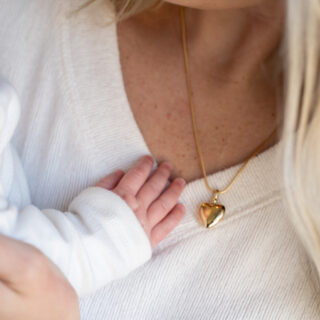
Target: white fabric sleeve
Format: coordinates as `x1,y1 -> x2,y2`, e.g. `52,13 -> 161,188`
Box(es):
0,75 -> 153,297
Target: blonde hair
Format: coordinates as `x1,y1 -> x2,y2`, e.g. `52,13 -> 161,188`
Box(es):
110,0 -> 161,20
77,0 -> 162,21
282,0 -> 320,283
80,0 -> 320,285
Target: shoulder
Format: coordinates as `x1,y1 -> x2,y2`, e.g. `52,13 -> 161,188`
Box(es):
0,0 -> 118,117
0,0 -> 61,43
0,0 -> 116,74
0,0 -> 62,84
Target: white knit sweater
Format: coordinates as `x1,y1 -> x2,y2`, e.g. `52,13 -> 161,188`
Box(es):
0,0 -> 319,318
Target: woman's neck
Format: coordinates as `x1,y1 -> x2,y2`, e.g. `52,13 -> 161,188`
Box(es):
117,1 -> 284,182
135,0 -> 285,84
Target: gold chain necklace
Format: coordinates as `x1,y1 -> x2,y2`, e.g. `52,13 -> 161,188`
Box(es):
179,6 -> 278,228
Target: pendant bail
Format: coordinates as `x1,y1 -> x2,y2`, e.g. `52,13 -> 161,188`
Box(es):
210,189 -> 220,204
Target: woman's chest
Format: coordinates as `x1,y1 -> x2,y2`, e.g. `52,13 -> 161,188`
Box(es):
117,23 -> 280,184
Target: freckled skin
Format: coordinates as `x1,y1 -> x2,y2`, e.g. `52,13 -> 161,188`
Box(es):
117,0 -> 283,183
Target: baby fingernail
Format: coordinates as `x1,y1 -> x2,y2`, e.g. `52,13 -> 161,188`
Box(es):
176,178 -> 186,186
162,162 -> 173,170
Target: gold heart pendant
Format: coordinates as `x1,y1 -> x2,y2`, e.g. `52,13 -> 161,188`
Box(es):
198,202 -> 225,228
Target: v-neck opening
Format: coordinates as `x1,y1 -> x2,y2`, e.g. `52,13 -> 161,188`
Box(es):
61,0 -> 285,238
112,11 -> 283,191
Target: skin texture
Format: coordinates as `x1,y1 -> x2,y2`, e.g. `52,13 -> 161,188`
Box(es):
117,0 -> 284,183
1,0 -> 285,318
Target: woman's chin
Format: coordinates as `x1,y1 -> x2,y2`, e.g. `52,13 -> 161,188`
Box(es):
164,0 -> 267,10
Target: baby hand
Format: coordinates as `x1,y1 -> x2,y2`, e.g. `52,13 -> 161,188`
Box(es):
95,155 -> 186,249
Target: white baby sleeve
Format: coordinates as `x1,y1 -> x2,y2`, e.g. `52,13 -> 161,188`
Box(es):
0,76 -> 152,297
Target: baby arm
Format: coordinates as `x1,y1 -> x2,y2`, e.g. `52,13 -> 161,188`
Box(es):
0,76 -> 186,297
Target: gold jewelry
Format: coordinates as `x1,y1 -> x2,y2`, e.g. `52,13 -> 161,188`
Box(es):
179,6 -> 278,228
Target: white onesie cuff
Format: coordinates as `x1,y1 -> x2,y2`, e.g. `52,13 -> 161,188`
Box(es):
68,186 -> 153,282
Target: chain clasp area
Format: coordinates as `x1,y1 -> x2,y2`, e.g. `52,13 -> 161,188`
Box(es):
210,189 -> 220,204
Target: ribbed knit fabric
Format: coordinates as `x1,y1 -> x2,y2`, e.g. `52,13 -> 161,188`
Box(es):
0,0 -> 319,318
0,66 -> 153,297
